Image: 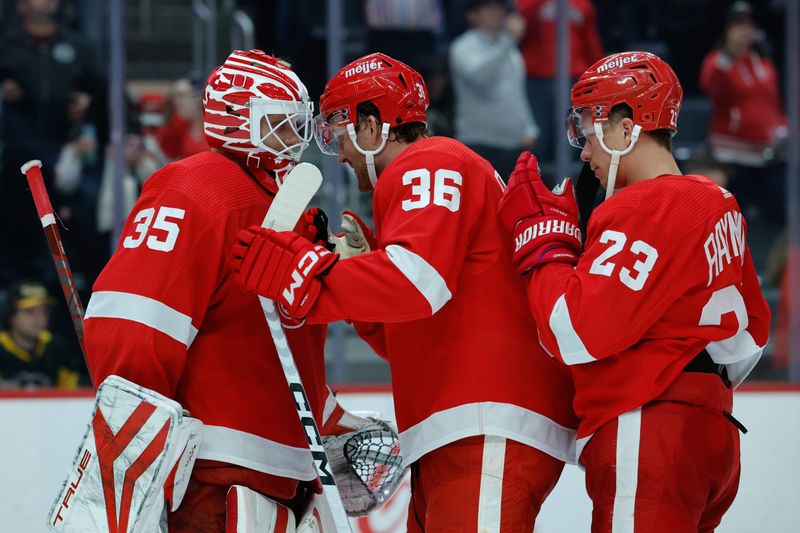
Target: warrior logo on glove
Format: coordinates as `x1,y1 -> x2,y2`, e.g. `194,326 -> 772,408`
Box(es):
498,152 -> 584,274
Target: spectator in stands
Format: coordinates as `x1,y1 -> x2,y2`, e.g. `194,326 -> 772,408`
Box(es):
96,107 -> 162,236
365,0 -> 445,71
700,1 -> 787,225
517,0 -> 604,163
0,280 -> 86,387
157,78 -> 208,161
0,0 -> 105,281
450,0 -> 538,181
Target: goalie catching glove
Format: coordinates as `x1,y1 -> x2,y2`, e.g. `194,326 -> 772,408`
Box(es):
229,228 -> 338,318
498,151 -> 583,274
322,419 -> 405,517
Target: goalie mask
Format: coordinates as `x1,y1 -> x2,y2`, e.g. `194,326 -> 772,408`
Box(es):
566,51 -> 683,198
314,53 -> 429,187
203,50 -> 314,181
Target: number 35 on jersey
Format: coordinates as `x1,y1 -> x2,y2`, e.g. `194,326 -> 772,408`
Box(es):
123,206 -> 186,252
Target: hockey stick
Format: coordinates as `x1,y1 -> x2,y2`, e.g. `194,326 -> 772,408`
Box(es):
259,162 -> 353,532
20,160 -> 90,377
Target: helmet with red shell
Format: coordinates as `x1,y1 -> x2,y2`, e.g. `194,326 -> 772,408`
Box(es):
314,53 -> 429,156
203,49 -> 313,175
567,51 -> 683,148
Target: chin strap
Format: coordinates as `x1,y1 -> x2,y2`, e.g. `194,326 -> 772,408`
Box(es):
347,122 -> 390,187
594,122 -> 642,200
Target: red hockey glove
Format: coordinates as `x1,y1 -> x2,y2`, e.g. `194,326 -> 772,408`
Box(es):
297,207 -> 335,251
498,152 -> 582,274
330,210 -> 377,258
229,227 -> 339,318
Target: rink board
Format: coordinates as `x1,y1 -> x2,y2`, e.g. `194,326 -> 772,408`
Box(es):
1,386 -> 798,532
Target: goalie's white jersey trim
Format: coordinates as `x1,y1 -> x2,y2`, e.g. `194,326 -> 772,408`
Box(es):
198,425 -> 317,481
385,244 -> 452,314
85,291 -> 199,347
399,401 -> 576,466
549,294 -> 597,365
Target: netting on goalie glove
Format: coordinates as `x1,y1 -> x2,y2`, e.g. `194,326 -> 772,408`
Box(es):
343,426 -> 404,498
323,421 -> 405,516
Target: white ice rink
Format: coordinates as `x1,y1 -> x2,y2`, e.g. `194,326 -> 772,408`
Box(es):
1,388 -> 798,532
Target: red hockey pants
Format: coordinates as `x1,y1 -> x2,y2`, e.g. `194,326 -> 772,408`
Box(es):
580,373 -> 741,533
406,435 -> 565,532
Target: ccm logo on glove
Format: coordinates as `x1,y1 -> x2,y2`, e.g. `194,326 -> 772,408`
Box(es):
283,248 -> 331,305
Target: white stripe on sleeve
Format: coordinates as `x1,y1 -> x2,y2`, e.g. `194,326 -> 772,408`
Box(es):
549,294 -> 597,365
85,290 -> 199,347
612,407 -> 642,533
385,244 -> 452,314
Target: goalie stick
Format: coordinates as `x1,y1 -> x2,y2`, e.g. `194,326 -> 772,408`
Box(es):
20,160 -> 90,380
259,162 -> 353,532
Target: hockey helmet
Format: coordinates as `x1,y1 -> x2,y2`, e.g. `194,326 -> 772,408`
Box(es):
566,51 -> 683,149
203,50 -> 314,175
314,53 -> 429,156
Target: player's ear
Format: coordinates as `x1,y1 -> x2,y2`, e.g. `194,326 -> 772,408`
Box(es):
621,118 -> 635,139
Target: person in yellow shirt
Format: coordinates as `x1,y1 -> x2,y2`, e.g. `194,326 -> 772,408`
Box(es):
0,281 -> 86,387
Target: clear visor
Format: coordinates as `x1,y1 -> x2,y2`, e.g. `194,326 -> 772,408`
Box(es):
248,98 -> 314,163
565,106 -> 609,148
314,112 -> 350,156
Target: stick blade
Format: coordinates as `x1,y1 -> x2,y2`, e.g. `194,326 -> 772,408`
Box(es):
262,163 -> 323,231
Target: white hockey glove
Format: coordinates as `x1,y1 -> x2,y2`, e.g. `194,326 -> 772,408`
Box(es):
329,210 -> 377,259
322,419 -> 405,516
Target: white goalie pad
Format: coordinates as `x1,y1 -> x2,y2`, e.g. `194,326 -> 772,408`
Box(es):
322,421 -> 405,517
296,492 -> 337,533
226,485 -> 296,533
48,375 -> 203,532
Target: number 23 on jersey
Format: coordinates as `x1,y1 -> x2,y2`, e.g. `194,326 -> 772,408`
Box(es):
589,229 -> 659,291
123,206 -> 186,252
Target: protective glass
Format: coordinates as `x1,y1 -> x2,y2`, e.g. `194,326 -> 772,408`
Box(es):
248,98 -> 314,162
314,111 -> 349,156
565,106 -> 608,148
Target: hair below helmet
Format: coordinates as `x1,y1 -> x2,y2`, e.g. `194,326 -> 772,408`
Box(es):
203,50 -> 313,174
569,51 -> 683,137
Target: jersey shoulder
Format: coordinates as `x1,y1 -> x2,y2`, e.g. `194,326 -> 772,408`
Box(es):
379,136 -> 495,187
142,151 -> 271,221
599,174 -> 738,232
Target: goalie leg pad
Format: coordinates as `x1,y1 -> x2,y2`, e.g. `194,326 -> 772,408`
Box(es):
48,375 -> 202,532
225,485 -> 296,533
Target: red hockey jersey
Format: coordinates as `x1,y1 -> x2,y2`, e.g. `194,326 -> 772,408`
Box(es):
526,175 -> 771,456
308,137 -> 578,465
84,151 -> 340,499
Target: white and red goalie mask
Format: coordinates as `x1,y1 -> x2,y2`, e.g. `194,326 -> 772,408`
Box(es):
203,50 -> 314,179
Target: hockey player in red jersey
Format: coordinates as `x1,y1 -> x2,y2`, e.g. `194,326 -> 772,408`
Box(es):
497,51 -> 771,532
80,50 -> 360,532
229,52 -> 579,532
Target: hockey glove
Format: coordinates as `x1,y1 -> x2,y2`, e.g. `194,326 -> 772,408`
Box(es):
498,151 -> 582,274
329,211 -> 377,259
298,207 -> 335,251
230,227 -> 339,318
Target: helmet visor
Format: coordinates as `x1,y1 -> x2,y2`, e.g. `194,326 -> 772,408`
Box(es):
314,111 -> 350,156
565,106 -> 611,148
249,98 -> 314,163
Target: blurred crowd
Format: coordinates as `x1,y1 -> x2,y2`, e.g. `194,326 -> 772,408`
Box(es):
0,0 -> 793,387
